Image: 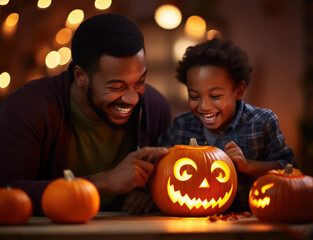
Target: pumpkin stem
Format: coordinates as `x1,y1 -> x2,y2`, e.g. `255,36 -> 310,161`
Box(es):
64,169 -> 76,181
283,164 -> 293,175
6,186 -> 12,190
189,138 -> 198,147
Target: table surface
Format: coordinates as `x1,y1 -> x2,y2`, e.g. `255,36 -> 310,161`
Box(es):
0,212 -> 313,240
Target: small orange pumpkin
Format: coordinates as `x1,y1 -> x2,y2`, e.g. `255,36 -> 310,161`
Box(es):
42,169 -> 100,223
0,186 -> 32,225
249,164 -> 313,223
151,138 -> 237,216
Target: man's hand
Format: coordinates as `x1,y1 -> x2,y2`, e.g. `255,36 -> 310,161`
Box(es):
123,188 -> 158,214
89,147 -> 168,195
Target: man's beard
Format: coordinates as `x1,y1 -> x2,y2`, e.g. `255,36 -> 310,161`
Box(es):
86,83 -> 132,129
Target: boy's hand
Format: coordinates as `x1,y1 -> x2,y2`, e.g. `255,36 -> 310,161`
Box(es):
224,141 -> 247,172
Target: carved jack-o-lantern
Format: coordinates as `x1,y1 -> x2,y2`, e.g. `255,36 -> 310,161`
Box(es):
150,138 -> 237,216
249,164 -> 313,223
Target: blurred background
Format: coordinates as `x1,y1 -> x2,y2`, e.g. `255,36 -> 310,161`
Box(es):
0,0 -> 312,175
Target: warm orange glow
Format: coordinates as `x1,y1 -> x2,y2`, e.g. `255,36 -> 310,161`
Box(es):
249,195 -> 271,208
173,158 -> 197,181
261,183 -> 275,193
211,161 -> 230,183
168,158 -> 234,210
173,38 -> 197,61
184,15 -> 206,39
37,0 -> 52,9
58,47 -> 71,65
55,28 -> 72,45
0,0 -> 9,5
207,29 -> 222,40
167,178 -> 234,210
5,13 -> 19,27
94,0 -> 112,10
0,72 -> 10,88
175,145 -> 213,150
199,178 -> 209,188
2,13 -> 19,37
45,51 -> 60,69
249,183 -> 275,208
154,4 -> 182,30
66,9 -> 84,30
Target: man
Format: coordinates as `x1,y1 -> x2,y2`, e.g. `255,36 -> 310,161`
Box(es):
0,13 -> 171,215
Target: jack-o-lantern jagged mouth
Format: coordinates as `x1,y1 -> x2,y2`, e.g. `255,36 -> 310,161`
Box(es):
249,196 -> 270,208
167,178 -> 233,210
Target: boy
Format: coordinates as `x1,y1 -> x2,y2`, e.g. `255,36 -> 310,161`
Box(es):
158,38 -> 297,211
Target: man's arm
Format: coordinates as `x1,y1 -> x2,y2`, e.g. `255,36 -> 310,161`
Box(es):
0,90 -> 52,216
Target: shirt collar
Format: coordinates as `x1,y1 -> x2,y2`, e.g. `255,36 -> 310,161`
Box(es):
227,100 -> 244,130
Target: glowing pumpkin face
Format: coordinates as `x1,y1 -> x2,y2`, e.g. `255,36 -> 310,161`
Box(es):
150,139 -> 237,216
249,180 -> 275,209
249,164 -> 313,223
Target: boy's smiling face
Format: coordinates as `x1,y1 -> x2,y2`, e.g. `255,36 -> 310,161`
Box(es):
187,65 -> 245,134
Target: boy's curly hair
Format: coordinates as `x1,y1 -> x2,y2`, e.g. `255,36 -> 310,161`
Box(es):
176,38 -> 252,87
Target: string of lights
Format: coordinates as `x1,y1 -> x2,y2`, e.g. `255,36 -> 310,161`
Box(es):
0,0 -> 221,96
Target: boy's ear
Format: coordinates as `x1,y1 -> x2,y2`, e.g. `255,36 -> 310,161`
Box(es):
73,65 -> 88,87
235,81 -> 246,100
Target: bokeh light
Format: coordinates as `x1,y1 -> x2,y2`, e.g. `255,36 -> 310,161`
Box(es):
154,4 -> 182,30
2,13 -> 19,37
45,51 -> 61,69
55,28 -> 72,45
37,0 -> 52,9
94,0 -> 112,10
184,15 -> 206,39
173,37 -> 197,61
207,29 -> 222,40
5,13 -> 19,27
58,47 -> 71,65
66,9 -> 84,30
0,0 -> 9,5
0,72 -> 11,88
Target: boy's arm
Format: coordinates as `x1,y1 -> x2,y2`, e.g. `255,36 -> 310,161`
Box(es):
225,110 -> 297,178
225,141 -> 280,178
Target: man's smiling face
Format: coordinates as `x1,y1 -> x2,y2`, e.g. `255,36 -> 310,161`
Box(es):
86,49 -> 146,126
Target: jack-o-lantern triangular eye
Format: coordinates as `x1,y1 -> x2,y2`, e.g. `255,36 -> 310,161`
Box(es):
173,157 -> 197,181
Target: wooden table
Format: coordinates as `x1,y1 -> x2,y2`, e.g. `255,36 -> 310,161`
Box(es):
0,212 -> 312,240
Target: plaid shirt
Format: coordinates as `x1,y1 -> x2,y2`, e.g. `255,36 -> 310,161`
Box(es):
158,100 -> 297,212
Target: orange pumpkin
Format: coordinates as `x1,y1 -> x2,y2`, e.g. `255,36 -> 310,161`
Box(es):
249,164 -> 313,223
150,138 -> 237,216
0,186 -> 32,225
42,169 -> 100,223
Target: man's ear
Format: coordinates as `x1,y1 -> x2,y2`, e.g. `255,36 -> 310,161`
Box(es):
235,81 -> 246,100
73,65 -> 88,87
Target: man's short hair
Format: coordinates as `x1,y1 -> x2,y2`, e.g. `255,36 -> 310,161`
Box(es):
71,13 -> 145,74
